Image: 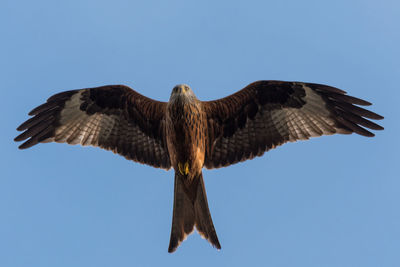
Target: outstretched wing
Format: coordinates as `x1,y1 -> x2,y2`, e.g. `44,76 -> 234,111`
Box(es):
15,85 -> 171,169
203,81 -> 384,169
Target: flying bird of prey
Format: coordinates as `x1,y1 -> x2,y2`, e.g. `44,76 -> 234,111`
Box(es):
15,81 -> 383,252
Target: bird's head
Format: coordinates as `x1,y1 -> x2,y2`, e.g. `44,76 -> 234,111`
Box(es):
169,84 -> 197,102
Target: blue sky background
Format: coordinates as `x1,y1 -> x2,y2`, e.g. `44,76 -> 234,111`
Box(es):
1,0 -> 399,266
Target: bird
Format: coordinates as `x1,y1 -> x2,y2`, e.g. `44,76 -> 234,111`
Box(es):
15,80 -> 383,252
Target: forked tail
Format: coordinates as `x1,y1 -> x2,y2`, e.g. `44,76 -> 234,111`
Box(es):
168,172 -> 221,253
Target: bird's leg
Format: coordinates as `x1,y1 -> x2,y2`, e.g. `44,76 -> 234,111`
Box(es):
184,162 -> 189,175
178,162 -> 183,175
178,162 -> 189,176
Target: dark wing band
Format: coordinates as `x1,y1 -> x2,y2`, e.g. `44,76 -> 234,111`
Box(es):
203,81 -> 384,169
15,85 -> 171,170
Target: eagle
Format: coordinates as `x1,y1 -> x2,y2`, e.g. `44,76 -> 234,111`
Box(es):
15,80 -> 383,252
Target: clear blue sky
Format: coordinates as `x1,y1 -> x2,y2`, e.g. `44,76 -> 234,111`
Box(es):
1,0 -> 399,266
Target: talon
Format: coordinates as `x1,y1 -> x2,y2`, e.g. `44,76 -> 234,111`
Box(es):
178,162 -> 184,175
184,162 -> 189,175
178,162 -> 190,175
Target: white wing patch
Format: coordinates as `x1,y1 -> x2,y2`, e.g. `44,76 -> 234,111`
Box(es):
41,90 -> 119,146
269,85 -> 350,142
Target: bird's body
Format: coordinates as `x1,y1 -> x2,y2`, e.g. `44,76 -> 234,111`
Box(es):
165,85 -> 219,252
166,85 -> 206,180
15,80 -> 383,252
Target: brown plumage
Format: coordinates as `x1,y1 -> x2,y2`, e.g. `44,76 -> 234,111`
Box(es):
15,81 -> 384,252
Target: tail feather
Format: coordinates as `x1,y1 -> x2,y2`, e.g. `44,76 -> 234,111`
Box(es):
168,175 -> 195,252
168,172 -> 220,253
194,175 -> 221,249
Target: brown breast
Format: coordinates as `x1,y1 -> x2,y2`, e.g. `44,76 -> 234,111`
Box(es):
166,99 -> 207,178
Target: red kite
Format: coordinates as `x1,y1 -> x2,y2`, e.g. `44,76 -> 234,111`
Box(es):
15,81 -> 383,252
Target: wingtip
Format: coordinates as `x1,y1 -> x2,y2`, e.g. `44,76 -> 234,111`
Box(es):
18,144 -> 26,150
14,132 -> 26,142
357,100 -> 372,106
16,141 -> 28,149
17,140 -> 35,149
16,123 -> 27,131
